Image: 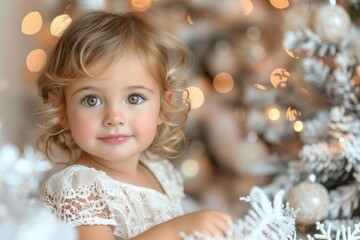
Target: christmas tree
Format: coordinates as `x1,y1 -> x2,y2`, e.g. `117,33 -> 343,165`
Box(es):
4,0 -> 360,239
262,0 -> 360,239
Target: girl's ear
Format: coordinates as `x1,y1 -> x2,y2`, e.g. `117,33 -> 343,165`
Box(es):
48,92 -> 69,128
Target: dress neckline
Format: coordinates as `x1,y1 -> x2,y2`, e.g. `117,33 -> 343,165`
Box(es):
70,160 -> 170,199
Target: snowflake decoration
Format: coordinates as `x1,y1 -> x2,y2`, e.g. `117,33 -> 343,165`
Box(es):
307,222 -> 360,240
181,186 -> 297,240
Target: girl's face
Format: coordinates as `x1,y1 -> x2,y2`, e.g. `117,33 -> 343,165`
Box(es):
63,54 -> 162,164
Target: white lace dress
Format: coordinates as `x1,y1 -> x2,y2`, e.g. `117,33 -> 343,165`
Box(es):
39,159 -> 185,239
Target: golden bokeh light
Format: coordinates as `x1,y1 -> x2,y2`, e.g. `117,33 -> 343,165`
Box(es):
270,68 -> 290,88
269,0 -> 289,9
213,72 -> 234,94
131,0 -> 152,11
50,14 -> 72,37
187,14 -> 194,25
22,11 -> 43,35
181,158 -> 200,178
267,107 -> 280,121
254,83 -> 268,91
285,49 -> 300,59
240,0 -> 254,15
26,49 -> 46,72
293,120 -> 303,132
186,86 -> 205,109
286,107 -> 302,121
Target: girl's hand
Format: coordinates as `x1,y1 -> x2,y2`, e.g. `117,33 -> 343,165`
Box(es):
171,210 -> 233,238
130,209 -> 233,240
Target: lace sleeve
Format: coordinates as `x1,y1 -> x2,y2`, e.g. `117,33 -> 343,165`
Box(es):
39,167 -> 117,227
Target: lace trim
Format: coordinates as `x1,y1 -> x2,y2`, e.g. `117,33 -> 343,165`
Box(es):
40,183 -> 116,225
39,159 -> 184,239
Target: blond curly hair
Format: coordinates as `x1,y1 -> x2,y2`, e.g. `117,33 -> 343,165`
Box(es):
36,11 -> 192,163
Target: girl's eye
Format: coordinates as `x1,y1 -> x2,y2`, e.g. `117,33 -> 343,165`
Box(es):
82,96 -> 102,107
127,94 -> 145,105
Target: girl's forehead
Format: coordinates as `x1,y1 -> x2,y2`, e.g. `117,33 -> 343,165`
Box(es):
66,55 -> 161,92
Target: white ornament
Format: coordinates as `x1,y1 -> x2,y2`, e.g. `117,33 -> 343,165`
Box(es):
313,4 -> 351,44
288,181 -> 330,225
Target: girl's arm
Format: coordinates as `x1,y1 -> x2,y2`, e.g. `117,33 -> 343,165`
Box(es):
76,210 -> 232,240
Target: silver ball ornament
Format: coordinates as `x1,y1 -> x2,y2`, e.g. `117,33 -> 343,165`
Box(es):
288,181 -> 329,225
313,4 -> 351,44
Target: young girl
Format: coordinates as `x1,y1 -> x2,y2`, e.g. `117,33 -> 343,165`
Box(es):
36,11 -> 232,240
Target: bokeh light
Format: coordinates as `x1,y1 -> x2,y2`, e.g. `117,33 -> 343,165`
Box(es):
240,0 -> 254,15
285,49 -> 300,59
269,0 -> 289,9
213,72 -> 234,93
267,107 -> 281,121
50,14 -> 72,37
270,68 -> 290,88
286,107 -> 302,121
181,158 -> 200,178
26,49 -> 46,72
22,11 -> 43,35
187,86 -> 205,109
131,0 -> 152,12
293,120 -> 303,132
187,14 -> 194,25
254,83 -> 268,91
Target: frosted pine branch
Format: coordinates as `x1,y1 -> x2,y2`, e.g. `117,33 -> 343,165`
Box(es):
306,222 -> 360,240
328,183 -> 359,218
343,92 -> 360,114
180,187 -> 297,240
328,107 -> 360,139
300,111 -> 330,144
335,51 -> 357,71
283,29 -> 349,57
323,218 -> 360,232
325,70 -> 353,104
302,57 -> 330,90
261,161 -> 306,198
343,137 -> 360,171
299,141 -> 346,181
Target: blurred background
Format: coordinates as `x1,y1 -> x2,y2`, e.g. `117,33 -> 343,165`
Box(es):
1,0 -> 299,213
2,0 -> 360,238
2,0 -> 296,215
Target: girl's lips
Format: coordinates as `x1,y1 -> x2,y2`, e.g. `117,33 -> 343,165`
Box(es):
99,134 -> 131,144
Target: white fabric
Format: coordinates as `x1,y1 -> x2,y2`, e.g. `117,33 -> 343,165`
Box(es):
39,159 -> 184,239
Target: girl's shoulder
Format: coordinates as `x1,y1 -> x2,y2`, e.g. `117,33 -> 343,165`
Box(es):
41,164 -> 107,192
39,164 -> 117,227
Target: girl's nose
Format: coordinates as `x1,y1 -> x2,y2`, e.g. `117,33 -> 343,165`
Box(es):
103,107 -> 125,126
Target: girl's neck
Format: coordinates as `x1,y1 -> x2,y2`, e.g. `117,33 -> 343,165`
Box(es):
75,152 -> 165,194
75,152 -> 140,177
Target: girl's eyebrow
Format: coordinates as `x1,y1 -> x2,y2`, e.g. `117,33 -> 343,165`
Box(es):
126,85 -> 155,93
71,87 -> 98,96
71,85 -> 156,96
